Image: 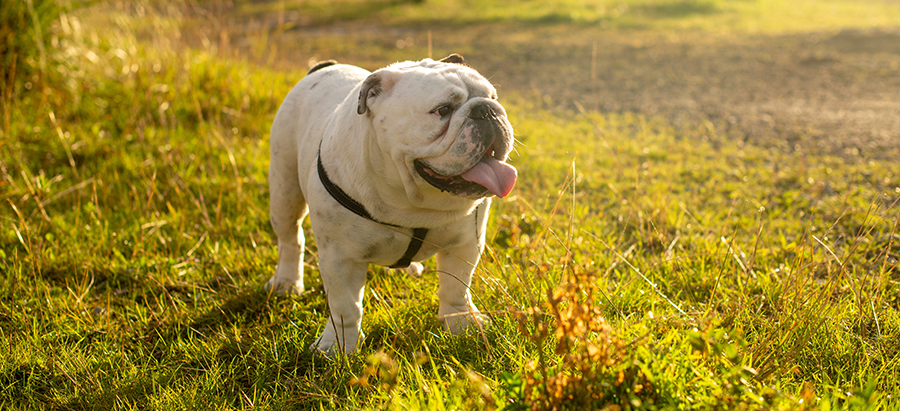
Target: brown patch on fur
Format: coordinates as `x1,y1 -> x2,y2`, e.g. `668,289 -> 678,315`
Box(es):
308,60 -> 338,75
440,54 -> 467,66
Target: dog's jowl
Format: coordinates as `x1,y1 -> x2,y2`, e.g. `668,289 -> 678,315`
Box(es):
266,54 -> 517,354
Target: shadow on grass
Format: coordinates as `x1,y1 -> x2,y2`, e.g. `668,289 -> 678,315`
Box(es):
22,283 -> 342,409
0,250 -> 512,408
272,0 -> 721,30
640,0 -> 719,18
521,0 -> 720,26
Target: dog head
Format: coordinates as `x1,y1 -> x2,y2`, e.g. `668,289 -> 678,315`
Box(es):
357,54 -> 517,203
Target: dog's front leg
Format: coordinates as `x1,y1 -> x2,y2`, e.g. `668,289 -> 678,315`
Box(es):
436,243 -> 486,334
313,252 -> 368,355
436,202 -> 490,334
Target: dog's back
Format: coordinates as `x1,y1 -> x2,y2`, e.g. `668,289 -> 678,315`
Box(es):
269,62 -> 370,181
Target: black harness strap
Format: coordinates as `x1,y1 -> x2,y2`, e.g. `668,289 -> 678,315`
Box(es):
317,147 -> 428,269
393,227 -> 428,269
317,150 -> 378,223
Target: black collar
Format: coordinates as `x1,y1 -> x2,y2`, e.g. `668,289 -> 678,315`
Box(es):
316,146 -> 427,269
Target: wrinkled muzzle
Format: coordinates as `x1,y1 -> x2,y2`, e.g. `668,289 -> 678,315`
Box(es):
415,100 -> 517,198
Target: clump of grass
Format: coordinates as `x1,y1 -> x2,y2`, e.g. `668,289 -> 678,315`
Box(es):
480,101 -> 900,409
514,265 -> 655,409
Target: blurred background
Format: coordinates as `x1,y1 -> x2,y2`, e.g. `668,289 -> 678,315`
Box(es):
6,0 -> 899,159
141,0 -> 900,159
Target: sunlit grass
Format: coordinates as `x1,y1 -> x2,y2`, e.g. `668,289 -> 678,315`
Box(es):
2,0 -> 899,409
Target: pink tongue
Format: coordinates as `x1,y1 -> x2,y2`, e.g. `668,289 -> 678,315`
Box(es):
460,156 -> 518,197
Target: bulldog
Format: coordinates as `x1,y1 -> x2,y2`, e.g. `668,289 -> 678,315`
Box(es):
265,54 -> 517,354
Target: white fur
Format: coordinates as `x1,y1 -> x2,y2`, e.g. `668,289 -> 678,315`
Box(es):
266,58 -> 512,355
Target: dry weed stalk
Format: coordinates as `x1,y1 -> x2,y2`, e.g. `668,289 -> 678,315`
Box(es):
515,265 -> 652,410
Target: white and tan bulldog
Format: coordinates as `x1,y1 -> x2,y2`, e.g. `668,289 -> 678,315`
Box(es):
265,54 -> 517,354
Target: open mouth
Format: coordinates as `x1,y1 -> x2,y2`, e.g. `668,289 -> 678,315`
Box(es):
415,159 -> 492,198
414,149 -> 518,198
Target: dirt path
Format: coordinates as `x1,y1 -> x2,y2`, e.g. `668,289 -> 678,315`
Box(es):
465,25 -> 900,160
500,26 -> 900,159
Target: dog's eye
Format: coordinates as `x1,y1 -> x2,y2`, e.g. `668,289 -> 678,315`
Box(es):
433,105 -> 452,118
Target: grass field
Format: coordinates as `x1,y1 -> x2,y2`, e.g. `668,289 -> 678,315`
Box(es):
2,0 -> 900,409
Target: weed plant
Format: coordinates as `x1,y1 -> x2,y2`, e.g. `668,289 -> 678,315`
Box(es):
1,1 -> 899,410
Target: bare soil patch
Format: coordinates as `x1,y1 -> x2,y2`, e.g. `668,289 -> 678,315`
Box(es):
474,25 -> 900,161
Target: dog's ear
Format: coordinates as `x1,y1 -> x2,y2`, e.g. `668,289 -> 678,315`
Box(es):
439,54 -> 466,65
358,70 -> 400,115
357,73 -> 383,115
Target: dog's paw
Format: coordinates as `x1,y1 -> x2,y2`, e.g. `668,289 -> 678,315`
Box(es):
406,262 -> 424,277
440,309 -> 490,335
310,330 -> 364,356
390,262 -> 424,278
265,276 -> 305,295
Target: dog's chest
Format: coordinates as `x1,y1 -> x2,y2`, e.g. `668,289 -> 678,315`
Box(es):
349,219 -> 475,267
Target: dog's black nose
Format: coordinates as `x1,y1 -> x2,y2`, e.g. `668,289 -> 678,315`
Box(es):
469,103 -> 495,120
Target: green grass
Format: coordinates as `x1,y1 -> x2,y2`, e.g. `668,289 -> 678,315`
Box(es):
2,0 -> 900,409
